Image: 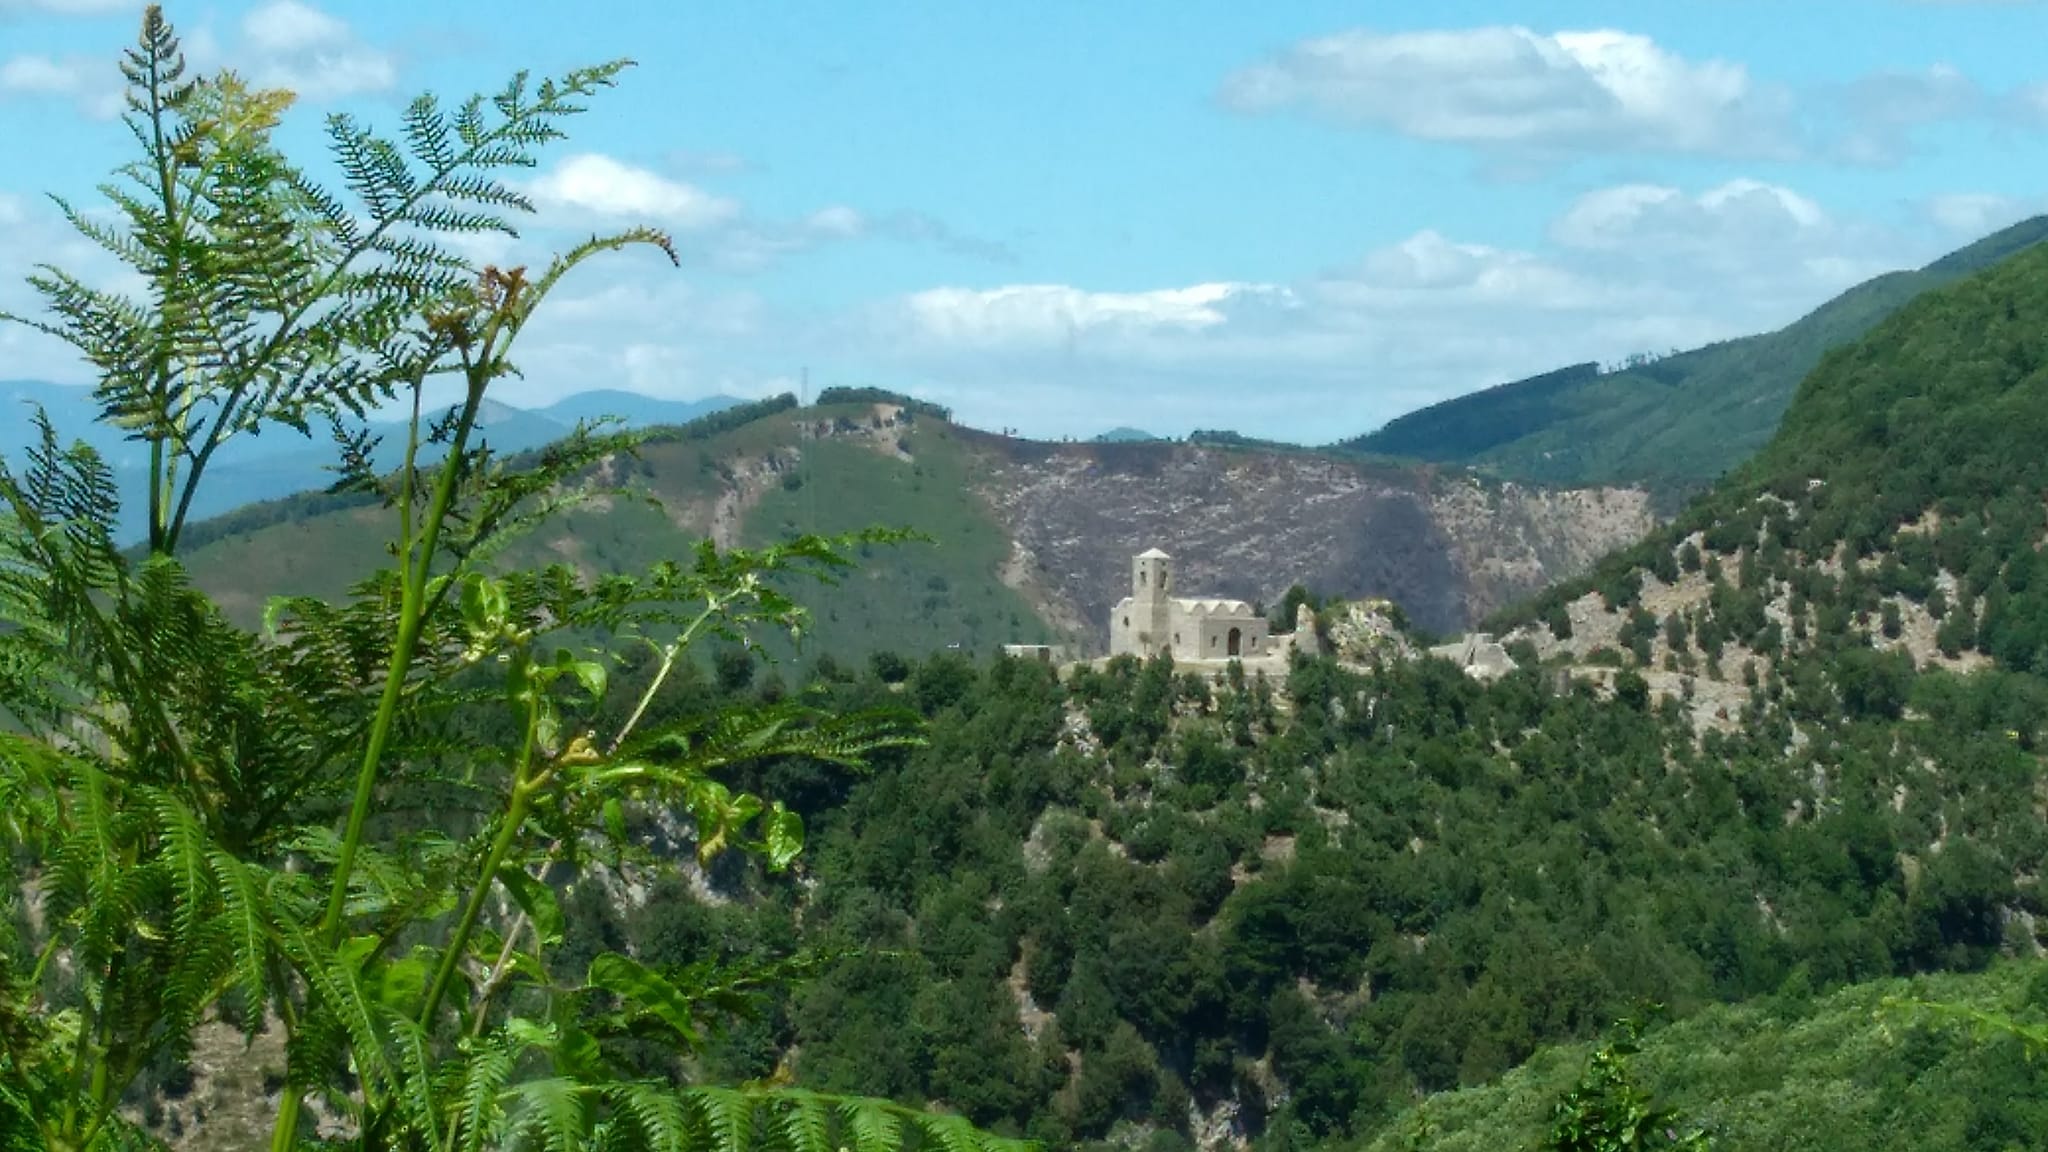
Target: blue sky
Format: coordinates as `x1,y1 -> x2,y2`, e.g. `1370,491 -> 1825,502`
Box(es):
3,0 -> 2047,442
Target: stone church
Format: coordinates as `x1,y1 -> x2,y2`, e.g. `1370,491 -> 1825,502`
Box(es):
1108,548 -> 1270,660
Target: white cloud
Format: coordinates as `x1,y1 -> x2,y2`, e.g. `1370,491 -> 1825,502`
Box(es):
1346,230 -> 1596,305
236,0 -> 395,100
1921,192 -> 2044,236
804,205 -> 866,239
794,177 -> 1939,439
1552,179 -> 1828,252
0,0 -> 137,12
0,53 -> 123,116
1831,63 -> 1981,164
892,282 -> 1287,350
2,0 -> 393,118
1220,26 -> 1792,159
1,54 -> 88,91
528,153 -> 740,230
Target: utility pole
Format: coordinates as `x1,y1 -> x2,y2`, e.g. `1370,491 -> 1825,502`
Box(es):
800,366 -> 816,534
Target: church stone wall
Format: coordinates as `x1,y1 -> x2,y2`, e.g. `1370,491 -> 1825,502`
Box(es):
1108,548 -> 1268,661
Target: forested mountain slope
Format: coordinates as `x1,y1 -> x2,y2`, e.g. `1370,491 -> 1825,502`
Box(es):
1342,215 -> 2048,494
120,134 -> 2048,1152
1488,232 -> 2048,706
505,220 -> 2048,1152
176,393 -> 1654,656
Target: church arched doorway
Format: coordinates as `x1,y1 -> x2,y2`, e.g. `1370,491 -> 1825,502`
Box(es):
1227,627 -> 1242,657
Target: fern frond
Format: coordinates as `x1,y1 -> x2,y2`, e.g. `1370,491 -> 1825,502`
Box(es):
277,921 -> 395,1098
688,1085 -> 755,1152
840,1098 -> 905,1152
774,1090 -> 834,1152
505,1076 -> 591,1152
606,1081 -> 690,1152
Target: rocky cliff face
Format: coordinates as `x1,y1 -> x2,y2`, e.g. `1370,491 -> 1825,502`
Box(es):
956,431 -> 1655,644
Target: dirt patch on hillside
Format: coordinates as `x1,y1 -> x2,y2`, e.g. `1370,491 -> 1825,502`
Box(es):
962,438 -> 1651,648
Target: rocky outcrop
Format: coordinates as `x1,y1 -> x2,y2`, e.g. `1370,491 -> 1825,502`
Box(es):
1427,632 -> 1519,681
960,434 -> 1653,647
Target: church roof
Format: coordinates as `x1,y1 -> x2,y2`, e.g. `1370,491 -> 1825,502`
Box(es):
1136,547 -> 1170,559
1173,597 -> 1256,616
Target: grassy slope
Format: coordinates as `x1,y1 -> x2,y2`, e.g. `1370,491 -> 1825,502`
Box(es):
738,431 -> 1054,661
177,402 -> 1055,662
1344,216 -> 2048,492
1363,962 -> 2048,1152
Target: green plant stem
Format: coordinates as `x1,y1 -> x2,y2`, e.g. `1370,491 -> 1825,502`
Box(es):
268,370 -> 483,1152
420,691 -> 544,1034
142,20 -> 179,556
607,600 -> 721,754
319,371 -> 481,938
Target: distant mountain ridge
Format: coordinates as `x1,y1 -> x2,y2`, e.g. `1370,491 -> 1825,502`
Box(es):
1342,214 -> 2048,495
173,394 -> 1655,657
0,381 -> 741,543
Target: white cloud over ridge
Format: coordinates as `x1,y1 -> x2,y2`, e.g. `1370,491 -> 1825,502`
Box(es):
818,176 -> 1947,438
893,282 -> 1289,349
1920,192 -> 2047,237
1,166 -> 2010,444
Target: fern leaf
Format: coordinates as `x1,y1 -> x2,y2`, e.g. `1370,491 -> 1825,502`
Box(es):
687,1086 -> 755,1152
208,848 -> 276,1035
505,1076 -> 590,1152
840,1099 -> 905,1152
907,1112 -> 984,1152
773,1091 -> 833,1152
449,1030 -> 518,1152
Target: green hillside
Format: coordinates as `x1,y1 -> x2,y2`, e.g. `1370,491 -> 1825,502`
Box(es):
1363,963 -> 2048,1152
591,213 -> 2048,1152
1498,233 -> 2048,678
178,397 -> 1056,662
737,436 -> 1051,659
1344,215 -> 2048,493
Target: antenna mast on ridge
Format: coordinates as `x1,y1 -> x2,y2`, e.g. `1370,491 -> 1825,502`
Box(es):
800,366 -> 816,534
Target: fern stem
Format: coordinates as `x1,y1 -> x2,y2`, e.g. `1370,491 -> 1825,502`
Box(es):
142,10 -> 179,556
608,600 -> 723,755
322,371 -> 482,936
420,690 -> 543,1036
466,910 -> 531,1039
269,371 -> 485,1152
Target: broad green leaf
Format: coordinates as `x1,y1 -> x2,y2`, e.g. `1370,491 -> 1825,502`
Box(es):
763,802 -> 804,872
586,952 -> 702,1048
554,646 -> 607,699
497,863 -> 564,946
